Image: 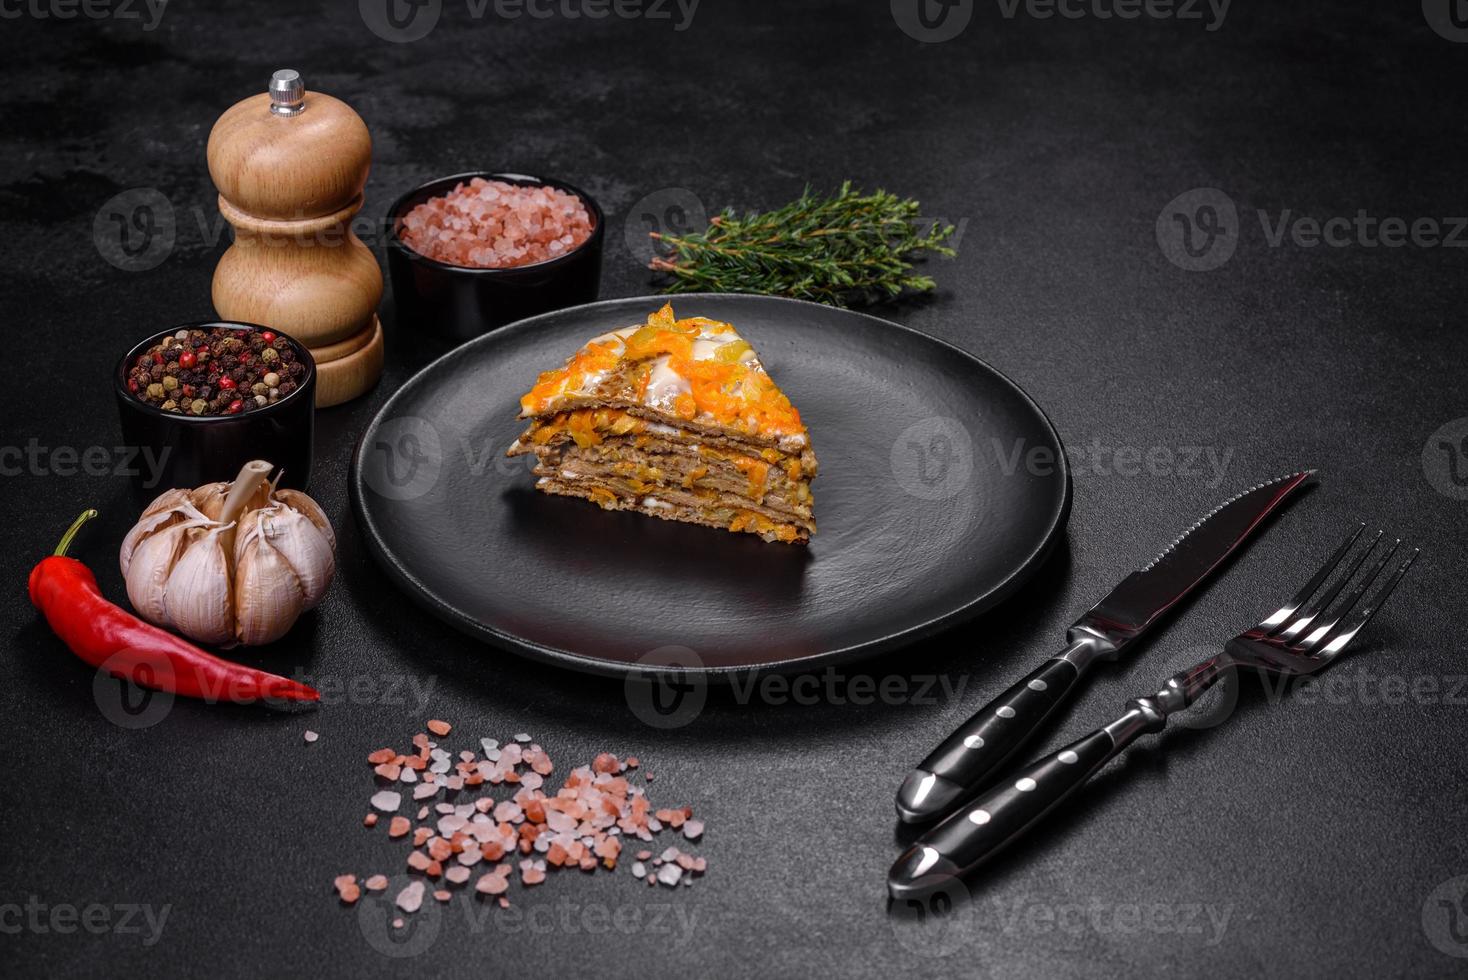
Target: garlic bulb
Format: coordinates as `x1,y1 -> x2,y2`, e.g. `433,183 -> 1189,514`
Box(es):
120,460 -> 336,646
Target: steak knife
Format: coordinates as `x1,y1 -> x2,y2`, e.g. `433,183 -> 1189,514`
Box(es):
894,470 -> 1314,825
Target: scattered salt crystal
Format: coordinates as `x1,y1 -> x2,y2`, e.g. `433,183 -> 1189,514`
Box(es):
445,866 -> 471,884
513,733 -> 532,743
396,881 -> 425,913
683,819 -> 704,841
632,862 -> 646,877
657,864 -> 683,887
400,768 -> 418,783
413,783 -> 438,800
371,791 -> 402,812
365,875 -> 388,892
303,730 -> 319,743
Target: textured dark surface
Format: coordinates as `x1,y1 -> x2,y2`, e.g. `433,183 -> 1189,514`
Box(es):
2,2 -> 1466,978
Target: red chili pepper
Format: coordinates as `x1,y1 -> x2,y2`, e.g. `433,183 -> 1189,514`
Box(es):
28,511 -> 320,705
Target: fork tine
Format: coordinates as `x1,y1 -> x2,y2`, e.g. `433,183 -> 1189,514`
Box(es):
1276,529 -> 1382,639
1308,547 -> 1418,661
1253,523 -> 1366,633
1297,538 -> 1405,653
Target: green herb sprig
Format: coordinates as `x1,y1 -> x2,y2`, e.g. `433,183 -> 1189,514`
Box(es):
648,182 -> 957,308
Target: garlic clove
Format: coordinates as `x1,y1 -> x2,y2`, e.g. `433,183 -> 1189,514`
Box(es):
120,491 -> 213,576
139,487 -> 195,522
161,523 -> 235,646
234,512 -> 305,646
239,506 -> 335,610
274,489 -> 337,553
124,517 -> 210,628
189,482 -> 231,522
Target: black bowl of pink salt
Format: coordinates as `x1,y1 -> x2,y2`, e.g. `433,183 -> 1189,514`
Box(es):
386,172 -> 604,342
114,322 -> 316,492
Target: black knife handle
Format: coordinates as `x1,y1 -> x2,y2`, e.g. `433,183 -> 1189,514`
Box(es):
888,724 -> 1130,898
896,638 -> 1106,825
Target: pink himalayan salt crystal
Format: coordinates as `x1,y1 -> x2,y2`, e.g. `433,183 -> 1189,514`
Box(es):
400,177 -> 594,269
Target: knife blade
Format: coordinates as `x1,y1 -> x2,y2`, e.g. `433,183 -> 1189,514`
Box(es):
894,470 -> 1315,825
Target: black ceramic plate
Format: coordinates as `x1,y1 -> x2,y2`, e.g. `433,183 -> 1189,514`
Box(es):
351,295 -> 1070,677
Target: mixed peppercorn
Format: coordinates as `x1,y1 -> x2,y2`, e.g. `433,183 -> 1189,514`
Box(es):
126,326 -> 306,416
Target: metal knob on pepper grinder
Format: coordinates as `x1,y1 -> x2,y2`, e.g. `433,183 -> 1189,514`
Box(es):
207,69 -> 384,407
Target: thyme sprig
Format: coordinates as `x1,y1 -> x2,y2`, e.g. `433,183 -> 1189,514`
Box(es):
648,183 -> 957,307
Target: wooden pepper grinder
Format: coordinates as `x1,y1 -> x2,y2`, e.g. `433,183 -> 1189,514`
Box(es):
207,69 -> 385,407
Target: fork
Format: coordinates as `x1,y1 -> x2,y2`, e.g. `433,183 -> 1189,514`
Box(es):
888,525 -> 1417,899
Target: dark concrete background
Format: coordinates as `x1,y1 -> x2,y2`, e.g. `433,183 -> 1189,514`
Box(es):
2,1 -> 1466,977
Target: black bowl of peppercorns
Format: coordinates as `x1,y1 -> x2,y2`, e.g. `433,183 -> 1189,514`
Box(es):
114,322 -> 316,492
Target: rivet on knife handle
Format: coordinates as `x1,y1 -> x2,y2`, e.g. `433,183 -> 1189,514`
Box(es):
895,633 -> 1113,825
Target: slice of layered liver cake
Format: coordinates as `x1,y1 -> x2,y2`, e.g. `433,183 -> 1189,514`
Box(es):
507,303 -> 817,543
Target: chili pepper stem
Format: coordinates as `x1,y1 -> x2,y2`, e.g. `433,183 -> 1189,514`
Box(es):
54,509 -> 98,557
